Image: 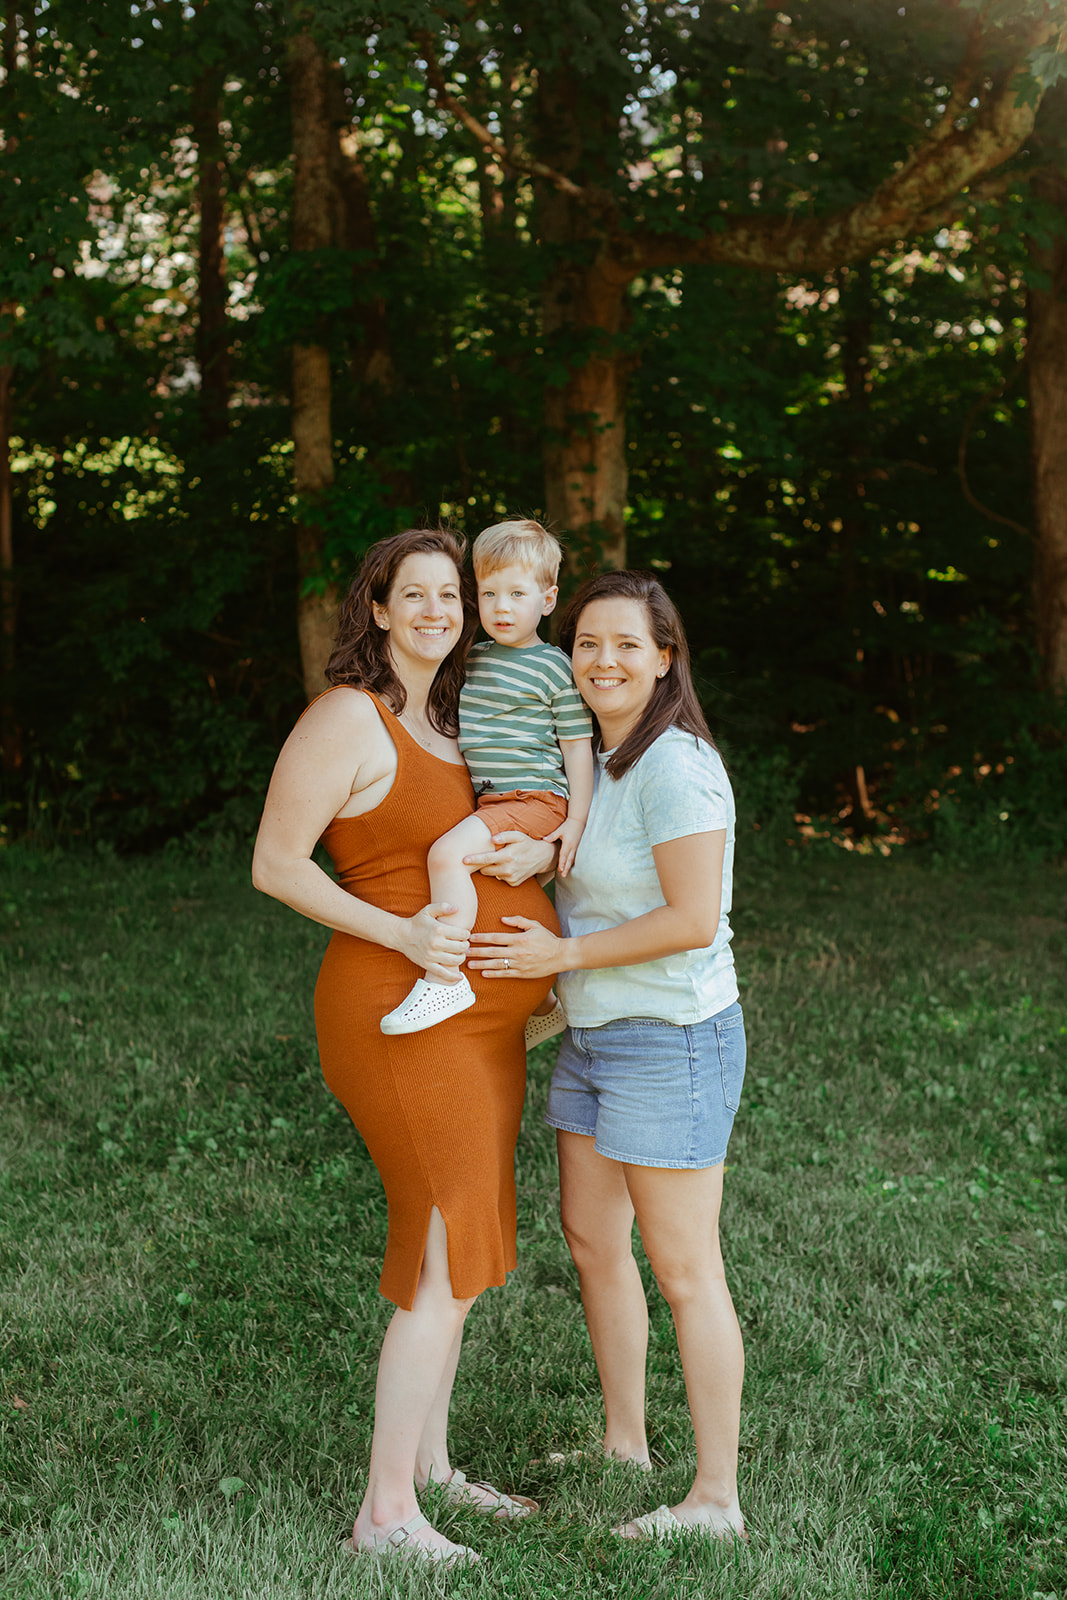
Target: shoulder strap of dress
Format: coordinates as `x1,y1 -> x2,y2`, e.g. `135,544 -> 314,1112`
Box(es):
362,688 -> 396,720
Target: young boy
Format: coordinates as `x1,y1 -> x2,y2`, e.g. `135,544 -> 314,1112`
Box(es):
381,519 -> 593,1036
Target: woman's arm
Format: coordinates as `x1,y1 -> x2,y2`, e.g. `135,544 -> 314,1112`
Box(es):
463,831 -> 559,887
467,829 -> 726,980
252,691 -> 470,982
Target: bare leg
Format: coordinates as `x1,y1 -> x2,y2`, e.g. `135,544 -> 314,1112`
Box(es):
415,1321 -> 464,1484
557,1131 -> 651,1465
622,1162 -> 745,1536
424,814 -> 493,971
381,816 -> 492,1033
351,1209 -> 479,1559
413,1320 -> 534,1514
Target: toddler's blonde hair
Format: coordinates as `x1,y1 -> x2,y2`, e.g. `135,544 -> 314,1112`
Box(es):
472,519 -> 562,590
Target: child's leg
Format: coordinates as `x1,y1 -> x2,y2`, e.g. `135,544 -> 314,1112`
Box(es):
424,814 -> 493,972
381,815 -> 494,1036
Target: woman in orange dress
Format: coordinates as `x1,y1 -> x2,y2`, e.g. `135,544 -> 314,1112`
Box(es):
252,529 -> 557,1566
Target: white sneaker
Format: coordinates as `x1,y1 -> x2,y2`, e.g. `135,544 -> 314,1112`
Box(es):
525,1003 -> 566,1051
381,976 -> 476,1036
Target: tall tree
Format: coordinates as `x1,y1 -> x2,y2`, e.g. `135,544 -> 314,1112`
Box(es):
425,1 -> 1063,572
0,317 -> 15,778
1027,83 -> 1067,690
191,48 -> 230,442
289,22 -> 339,698
0,2 -> 113,777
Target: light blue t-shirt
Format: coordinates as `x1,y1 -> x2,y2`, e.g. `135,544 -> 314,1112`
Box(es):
555,726 -> 737,1028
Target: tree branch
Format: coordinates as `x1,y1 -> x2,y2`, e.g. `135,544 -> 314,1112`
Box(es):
909,168 -> 1023,237
929,13 -> 985,145
957,373 -> 1031,542
624,15 -> 1062,277
415,30 -> 592,202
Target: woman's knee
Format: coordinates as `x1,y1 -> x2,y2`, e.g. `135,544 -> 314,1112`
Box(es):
561,1214 -> 633,1277
649,1255 -> 723,1311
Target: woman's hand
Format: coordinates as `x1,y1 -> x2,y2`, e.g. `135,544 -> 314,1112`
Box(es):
467,915 -> 564,981
398,903 -> 471,983
464,830 -> 558,887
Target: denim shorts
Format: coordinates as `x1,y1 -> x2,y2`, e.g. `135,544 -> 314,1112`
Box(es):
544,1001 -> 746,1169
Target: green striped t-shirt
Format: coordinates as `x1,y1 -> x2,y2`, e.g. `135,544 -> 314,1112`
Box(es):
458,639 -> 593,798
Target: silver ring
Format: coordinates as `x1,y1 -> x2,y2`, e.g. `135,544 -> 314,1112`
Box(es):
503,958 -> 510,971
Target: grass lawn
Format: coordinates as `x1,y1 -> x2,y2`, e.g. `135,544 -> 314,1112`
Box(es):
1,844 -> 1065,1599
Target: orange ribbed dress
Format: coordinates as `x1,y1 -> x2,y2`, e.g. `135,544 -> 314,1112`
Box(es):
314,691 -> 558,1311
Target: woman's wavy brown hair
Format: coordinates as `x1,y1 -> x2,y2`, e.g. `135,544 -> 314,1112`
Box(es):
324,528 -> 478,735
558,570 -> 716,780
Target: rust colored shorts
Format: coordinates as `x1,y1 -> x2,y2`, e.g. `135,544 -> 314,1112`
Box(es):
475,789 -> 568,840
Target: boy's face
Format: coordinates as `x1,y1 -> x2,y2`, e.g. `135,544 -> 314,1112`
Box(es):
476,563 -> 558,649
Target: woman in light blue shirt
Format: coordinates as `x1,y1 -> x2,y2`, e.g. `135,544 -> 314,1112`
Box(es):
468,570 -> 746,1545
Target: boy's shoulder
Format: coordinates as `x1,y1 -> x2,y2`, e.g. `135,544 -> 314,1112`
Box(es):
522,638 -> 573,672
469,637 -> 570,672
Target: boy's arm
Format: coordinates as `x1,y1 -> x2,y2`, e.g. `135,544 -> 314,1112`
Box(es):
546,737 -> 594,876
560,737 -> 594,829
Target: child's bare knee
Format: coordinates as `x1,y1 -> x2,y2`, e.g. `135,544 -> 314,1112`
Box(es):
428,833 -> 467,875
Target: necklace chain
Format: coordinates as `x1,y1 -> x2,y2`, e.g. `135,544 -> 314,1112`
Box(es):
399,710 -> 433,751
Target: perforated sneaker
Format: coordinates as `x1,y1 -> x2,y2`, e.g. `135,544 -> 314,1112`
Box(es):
381,975 -> 476,1036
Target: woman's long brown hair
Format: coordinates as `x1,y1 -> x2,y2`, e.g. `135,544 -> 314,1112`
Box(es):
558,570 -> 716,780
324,528 -> 478,735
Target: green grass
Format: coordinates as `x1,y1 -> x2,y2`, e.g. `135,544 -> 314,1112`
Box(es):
1,844 -> 1065,1599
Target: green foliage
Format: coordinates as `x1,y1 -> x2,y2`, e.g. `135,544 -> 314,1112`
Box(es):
2,0 -> 1065,854
8,418 -> 300,848
297,461 -> 414,596
926,723 -> 1067,864
256,250 -> 385,349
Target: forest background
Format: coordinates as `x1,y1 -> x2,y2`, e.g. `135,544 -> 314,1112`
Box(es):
2,0 -> 1067,860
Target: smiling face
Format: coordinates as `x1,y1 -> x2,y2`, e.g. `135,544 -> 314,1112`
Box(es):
371,552 -> 466,678
570,596 -> 671,747
476,563 -> 558,649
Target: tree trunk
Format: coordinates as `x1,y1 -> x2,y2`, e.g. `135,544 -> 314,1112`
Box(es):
1027,121 -> 1067,692
329,73 -> 395,393
528,8 -> 1053,576
289,24 -> 338,699
536,56 -> 631,571
192,66 -> 230,442
542,256 -> 632,572
837,266 -> 877,827
0,347 -> 19,777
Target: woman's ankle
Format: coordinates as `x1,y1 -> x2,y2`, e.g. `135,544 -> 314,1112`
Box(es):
602,1432 -> 651,1467
414,1455 -> 451,1492
677,1482 -> 742,1519
355,1487 -> 420,1532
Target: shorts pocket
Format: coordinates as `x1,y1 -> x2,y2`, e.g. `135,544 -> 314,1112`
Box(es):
715,1011 -> 746,1112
